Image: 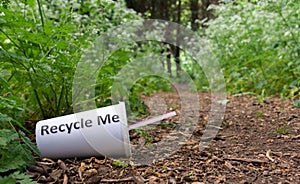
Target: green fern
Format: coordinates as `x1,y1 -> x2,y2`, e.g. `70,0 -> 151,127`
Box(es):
0,171 -> 37,184
0,129 -> 37,183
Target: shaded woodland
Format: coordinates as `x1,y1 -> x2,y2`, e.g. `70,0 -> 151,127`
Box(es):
0,0 -> 299,183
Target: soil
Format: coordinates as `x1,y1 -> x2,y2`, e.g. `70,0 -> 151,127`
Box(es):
26,88 -> 300,183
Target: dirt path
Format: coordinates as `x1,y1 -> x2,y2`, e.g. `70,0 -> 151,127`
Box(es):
27,91 -> 300,183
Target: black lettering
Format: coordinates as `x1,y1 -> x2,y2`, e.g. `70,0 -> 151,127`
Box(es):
81,118 -> 84,128
66,123 -> 73,134
112,115 -> 120,123
98,114 -> 110,125
74,122 -> 80,129
85,119 -> 92,127
59,124 -> 65,132
41,125 -> 49,135
50,125 -> 58,134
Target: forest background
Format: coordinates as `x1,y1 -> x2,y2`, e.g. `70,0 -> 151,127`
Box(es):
0,0 -> 299,183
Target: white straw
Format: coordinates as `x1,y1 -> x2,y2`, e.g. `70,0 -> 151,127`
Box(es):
128,111 -> 177,130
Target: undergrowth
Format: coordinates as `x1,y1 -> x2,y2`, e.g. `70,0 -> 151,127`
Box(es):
0,128 -> 39,183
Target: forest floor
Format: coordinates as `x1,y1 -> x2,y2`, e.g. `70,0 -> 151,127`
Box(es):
26,87 -> 300,183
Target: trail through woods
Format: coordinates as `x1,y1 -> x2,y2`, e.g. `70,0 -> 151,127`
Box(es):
27,89 -> 299,183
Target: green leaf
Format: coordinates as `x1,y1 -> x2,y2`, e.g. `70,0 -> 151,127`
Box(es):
0,129 -> 35,173
18,130 -> 40,155
0,113 -> 13,123
0,76 -> 10,90
0,175 -> 16,184
25,0 -> 35,9
112,160 -> 128,168
0,143 -> 30,172
0,129 -> 18,147
11,171 -> 37,184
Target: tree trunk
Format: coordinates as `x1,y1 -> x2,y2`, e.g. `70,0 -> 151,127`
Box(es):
175,0 -> 181,78
124,0 -> 147,15
200,0 -> 219,26
191,0 -> 199,31
163,0 -> 172,77
150,0 -> 156,18
167,48 -> 172,77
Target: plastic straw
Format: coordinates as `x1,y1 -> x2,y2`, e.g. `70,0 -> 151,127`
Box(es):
128,111 -> 177,130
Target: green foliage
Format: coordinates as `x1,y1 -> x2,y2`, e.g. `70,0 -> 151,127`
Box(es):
0,129 -> 34,172
0,129 -> 38,183
256,111 -> 264,118
0,0 -> 140,122
0,95 -> 25,129
181,52 -> 210,91
134,128 -> 153,143
18,130 -> 40,156
95,42 -> 172,116
0,171 -> 37,184
112,160 -> 128,168
0,0 -> 9,9
159,122 -> 174,129
275,127 -> 290,135
0,69 -> 27,130
129,76 -> 172,115
293,100 -> 300,108
1,1 -> 78,120
0,1 -> 141,182
268,126 -> 290,135
205,0 -> 300,98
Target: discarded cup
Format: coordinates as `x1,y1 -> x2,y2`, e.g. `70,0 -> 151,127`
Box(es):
36,102 -> 176,159
36,102 -> 131,159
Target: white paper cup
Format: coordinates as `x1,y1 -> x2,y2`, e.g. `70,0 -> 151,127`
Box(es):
35,102 -> 131,159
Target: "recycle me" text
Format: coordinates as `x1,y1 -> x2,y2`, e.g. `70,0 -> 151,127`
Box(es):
40,114 -> 120,135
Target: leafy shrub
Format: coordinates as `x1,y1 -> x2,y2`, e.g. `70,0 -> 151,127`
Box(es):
0,0 -> 9,8
0,0 -> 140,121
205,0 -> 300,98
0,0 -> 141,182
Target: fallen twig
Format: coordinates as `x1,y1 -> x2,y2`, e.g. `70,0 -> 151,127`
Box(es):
63,174 -> 68,184
101,177 -> 133,183
266,149 -> 274,162
292,135 -> 300,139
223,156 -> 268,164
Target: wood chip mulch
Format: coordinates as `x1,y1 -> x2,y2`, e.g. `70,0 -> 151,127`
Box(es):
26,90 -> 300,183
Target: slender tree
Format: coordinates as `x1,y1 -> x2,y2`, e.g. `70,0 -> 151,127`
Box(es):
191,0 -> 199,31
175,0 -> 182,77
164,0 -> 172,77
